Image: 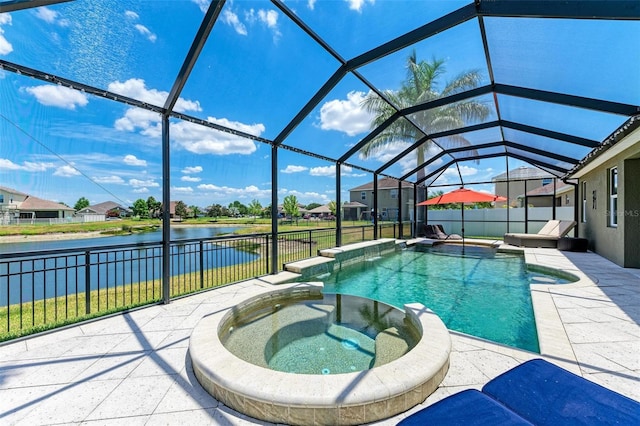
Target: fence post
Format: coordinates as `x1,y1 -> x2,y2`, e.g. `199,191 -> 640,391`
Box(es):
309,230 -> 312,258
85,251 -> 91,315
265,235 -> 270,274
199,241 -> 204,289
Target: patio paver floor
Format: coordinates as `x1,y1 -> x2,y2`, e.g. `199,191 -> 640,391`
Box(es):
0,248 -> 638,425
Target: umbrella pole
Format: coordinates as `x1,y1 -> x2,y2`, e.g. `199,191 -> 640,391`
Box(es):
461,203 -> 465,253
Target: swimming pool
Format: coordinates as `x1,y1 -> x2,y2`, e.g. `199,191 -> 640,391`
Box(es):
315,245 -> 569,352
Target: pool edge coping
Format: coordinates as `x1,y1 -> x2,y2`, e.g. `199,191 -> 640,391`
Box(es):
189,282 -> 452,426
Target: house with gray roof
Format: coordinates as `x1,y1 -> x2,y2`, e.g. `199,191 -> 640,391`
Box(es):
77,201 -> 132,218
349,177 -> 415,221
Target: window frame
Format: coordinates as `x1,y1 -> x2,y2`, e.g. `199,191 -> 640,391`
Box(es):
360,191 -> 366,201
581,181 -> 587,223
609,167 -> 618,227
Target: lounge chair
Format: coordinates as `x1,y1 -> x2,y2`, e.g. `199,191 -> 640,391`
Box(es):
398,358 -> 640,425
503,220 -> 576,248
423,224 -> 462,240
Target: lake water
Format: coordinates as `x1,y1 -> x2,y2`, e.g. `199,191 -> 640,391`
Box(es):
0,225 -> 239,254
1,226 -> 257,306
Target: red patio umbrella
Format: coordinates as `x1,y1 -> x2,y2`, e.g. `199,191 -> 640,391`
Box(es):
416,187 -> 507,248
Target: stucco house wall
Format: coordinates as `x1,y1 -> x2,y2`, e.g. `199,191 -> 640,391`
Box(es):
349,178 -> 414,221
575,124 -> 640,268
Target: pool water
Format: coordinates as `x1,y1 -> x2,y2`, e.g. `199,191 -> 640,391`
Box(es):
268,322 -> 375,374
319,245 -> 569,352
220,293 -> 420,374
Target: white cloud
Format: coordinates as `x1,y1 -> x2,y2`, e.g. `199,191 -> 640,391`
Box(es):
309,165 -> 354,177
459,165 -> 479,176
223,9 -> 247,35
108,78 -> 201,112
319,91 -> 373,136
34,7 -> 68,26
129,178 -> 159,188
346,0 -> 375,13
439,165 -> 479,184
135,24 -> 157,42
171,117 -> 261,155
281,165 -> 308,174
93,175 -> 125,184
309,165 -> 335,177
192,0 -> 210,13
24,85 -> 88,110
257,9 -> 281,42
279,188 -> 330,203
361,141 -> 411,163
182,166 -> 203,174
308,0 -> 317,10
172,186 -> 194,194
197,183 -> 271,199
53,164 -> 81,177
111,80 -> 261,156
34,7 -> 58,23
133,187 -> 149,194
125,11 -> 139,20
114,108 -> 160,134
123,154 -> 147,167
181,176 -> 201,182
0,158 -> 55,172
0,13 -> 12,55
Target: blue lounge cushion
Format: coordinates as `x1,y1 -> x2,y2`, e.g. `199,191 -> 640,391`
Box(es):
397,389 -> 533,425
482,359 -> 640,425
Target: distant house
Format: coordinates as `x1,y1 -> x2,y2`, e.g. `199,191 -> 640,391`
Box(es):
524,181 -> 575,207
349,177 -> 414,221
276,203 -> 308,218
307,204 -> 333,219
492,167 -> 555,207
342,201 -> 368,221
0,186 -> 74,224
77,201 -> 132,218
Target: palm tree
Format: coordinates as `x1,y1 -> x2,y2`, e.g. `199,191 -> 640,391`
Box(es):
361,52 -> 491,180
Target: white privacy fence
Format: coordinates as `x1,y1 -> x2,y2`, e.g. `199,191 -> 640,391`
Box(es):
425,207 -> 576,238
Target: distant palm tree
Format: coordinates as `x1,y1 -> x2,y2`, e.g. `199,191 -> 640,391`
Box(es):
361,52 -> 490,180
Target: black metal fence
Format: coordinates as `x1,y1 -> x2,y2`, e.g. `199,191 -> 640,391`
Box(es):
0,223 -> 407,341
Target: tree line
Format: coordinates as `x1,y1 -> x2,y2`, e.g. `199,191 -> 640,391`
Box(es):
72,195 -> 336,220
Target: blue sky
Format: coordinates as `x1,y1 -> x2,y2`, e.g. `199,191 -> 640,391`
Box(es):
0,0 -> 636,209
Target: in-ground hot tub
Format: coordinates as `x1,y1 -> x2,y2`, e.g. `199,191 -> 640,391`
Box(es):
189,283 -> 451,425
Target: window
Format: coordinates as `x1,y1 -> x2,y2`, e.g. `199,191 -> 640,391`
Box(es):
609,167 -> 618,227
542,178 -> 553,186
581,181 -> 587,223
390,189 -> 398,199
0,195 -> 4,204
360,191 -> 366,201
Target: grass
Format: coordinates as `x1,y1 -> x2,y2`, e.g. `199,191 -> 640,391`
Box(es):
0,218 -> 161,237
0,234 -> 323,342
0,220 -> 410,342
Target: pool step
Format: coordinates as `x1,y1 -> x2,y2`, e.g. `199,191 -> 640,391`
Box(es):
284,256 -> 336,278
285,239 -> 400,278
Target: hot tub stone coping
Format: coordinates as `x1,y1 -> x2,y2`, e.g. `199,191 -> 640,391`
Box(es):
189,282 -> 451,426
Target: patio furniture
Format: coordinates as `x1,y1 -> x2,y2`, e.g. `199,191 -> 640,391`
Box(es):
558,236 -> 589,252
503,220 -> 577,248
423,224 -> 462,240
398,358 -> 640,425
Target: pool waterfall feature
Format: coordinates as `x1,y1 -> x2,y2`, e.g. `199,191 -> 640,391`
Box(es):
189,282 -> 451,425
284,238 -> 400,279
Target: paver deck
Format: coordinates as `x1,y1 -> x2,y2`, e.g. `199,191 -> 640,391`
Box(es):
0,248 -> 638,425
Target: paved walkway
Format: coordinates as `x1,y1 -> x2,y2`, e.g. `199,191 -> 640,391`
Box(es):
0,248 -> 638,425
